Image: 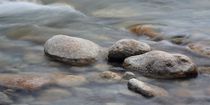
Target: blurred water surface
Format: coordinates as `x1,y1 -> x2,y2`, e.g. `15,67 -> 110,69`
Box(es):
0,0 -> 210,105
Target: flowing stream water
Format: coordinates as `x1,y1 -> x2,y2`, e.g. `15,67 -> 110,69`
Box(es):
1,0 -> 210,105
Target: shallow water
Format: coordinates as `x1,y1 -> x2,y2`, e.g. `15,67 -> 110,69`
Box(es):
1,0 -> 210,105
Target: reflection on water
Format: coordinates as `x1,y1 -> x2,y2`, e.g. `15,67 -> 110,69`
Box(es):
0,0 -> 210,105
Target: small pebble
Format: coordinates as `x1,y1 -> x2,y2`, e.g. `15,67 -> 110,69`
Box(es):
99,71 -> 122,80
122,72 -> 135,80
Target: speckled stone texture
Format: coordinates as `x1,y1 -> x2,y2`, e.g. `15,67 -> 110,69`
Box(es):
44,35 -> 101,66
123,50 -> 197,79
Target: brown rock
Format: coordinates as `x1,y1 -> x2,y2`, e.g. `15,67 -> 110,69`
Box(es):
197,67 -> 210,74
128,24 -> 160,38
54,74 -> 87,87
0,73 -> 53,91
0,73 -> 87,91
188,41 -> 210,58
99,71 -> 122,80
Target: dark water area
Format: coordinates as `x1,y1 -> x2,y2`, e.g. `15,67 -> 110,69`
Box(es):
0,0 -> 210,105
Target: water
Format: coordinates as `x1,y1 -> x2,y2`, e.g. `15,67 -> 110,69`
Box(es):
0,0 -> 210,105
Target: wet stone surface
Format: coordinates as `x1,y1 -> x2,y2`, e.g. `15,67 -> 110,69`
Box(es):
123,50 -> 198,79
1,0 -> 210,105
108,39 -> 151,62
128,78 -> 168,97
37,88 -> 72,101
99,71 -> 122,80
44,35 -> 101,66
122,72 -> 136,80
128,24 -> 161,38
0,73 -> 87,91
188,41 -> 210,58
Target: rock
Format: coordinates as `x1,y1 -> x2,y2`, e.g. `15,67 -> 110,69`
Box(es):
122,72 -> 135,80
108,39 -> 151,61
0,73 -> 87,91
0,73 -> 53,91
197,67 -> 210,74
93,63 -> 111,71
54,74 -> 87,87
44,35 -> 101,66
128,24 -> 161,38
92,7 -> 139,18
123,50 -> 197,79
99,71 -> 122,80
127,78 -> 168,97
0,92 -> 13,105
38,88 -> 71,101
169,35 -> 189,45
188,41 -> 210,58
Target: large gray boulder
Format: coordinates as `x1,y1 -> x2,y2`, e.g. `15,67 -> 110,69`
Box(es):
123,51 -> 197,79
108,39 -> 151,61
44,35 -> 101,66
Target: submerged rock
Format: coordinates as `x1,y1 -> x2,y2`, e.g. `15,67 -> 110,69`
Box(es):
38,88 -> 72,101
197,67 -> 210,74
128,24 -> 161,38
108,39 -> 151,61
188,41 -> 210,58
54,74 -> 87,87
92,6 -> 139,18
169,35 -> 189,45
127,78 -> 168,97
44,35 -> 101,66
99,71 -> 122,80
0,73 -> 87,91
123,51 -> 197,79
0,73 -> 53,91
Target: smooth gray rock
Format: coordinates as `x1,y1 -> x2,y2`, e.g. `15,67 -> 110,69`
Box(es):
127,78 -> 168,97
122,71 -> 136,80
123,50 -> 197,79
108,39 -> 151,61
44,35 -> 101,66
